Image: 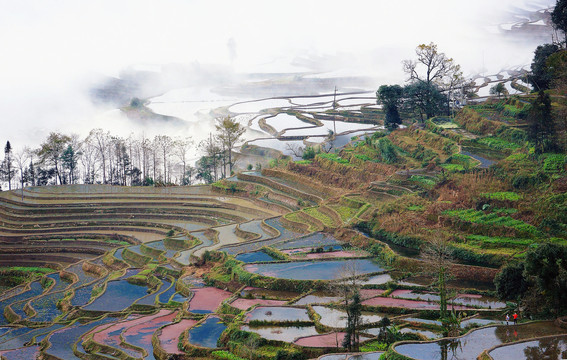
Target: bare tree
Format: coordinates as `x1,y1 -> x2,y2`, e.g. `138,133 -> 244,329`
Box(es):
174,137 -> 193,185
215,116 -> 246,176
403,42 -> 463,90
13,147 -> 30,199
140,135 -> 152,183
81,137 -> 100,184
199,134 -> 221,182
154,135 -> 173,184
285,142 -> 304,158
421,234 -> 454,328
332,261 -> 364,352
88,129 -> 110,184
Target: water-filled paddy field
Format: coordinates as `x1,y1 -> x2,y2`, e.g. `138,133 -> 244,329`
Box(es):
244,258 -> 384,280
0,143 -> 562,360
394,322 -> 567,360
83,278 -> 150,312
241,324 -> 319,342
489,334 -> 567,360
186,316 -> 226,348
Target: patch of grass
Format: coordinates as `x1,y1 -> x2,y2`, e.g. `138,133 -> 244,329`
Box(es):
443,209 -> 540,236
407,205 -> 424,211
477,137 -> 521,151
409,175 -> 436,187
294,160 -> 312,165
481,192 -> 523,201
317,152 -> 350,164
542,154 -> 566,174
441,164 -> 465,172
303,207 -> 335,227
104,239 -> 131,246
0,267 -> 52,274
330,205 -> 359,222
284,211 -> 319,231
211,350 -> 247,360
466,235 -> 534,249
360,340 -> 388,352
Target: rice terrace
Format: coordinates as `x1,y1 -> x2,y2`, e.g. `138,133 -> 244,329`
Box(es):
1,1 -> 567,360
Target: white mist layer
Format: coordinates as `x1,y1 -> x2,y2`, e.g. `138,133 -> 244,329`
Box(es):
0,0 -> 556,151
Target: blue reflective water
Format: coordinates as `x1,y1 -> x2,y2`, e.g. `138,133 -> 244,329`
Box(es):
8,282 -> 44,320
235,251 -> 277,263
394,322 -> 567,360
187,316 -> 226,348
221,217 -> 302,255
245,306 -> 310,322
245,259 -> 383,280
68,263 -> 98,288
273,232 -> 343,250
44,317 -> 115,360
158,281 -> 177,304
170,293 -> 187,303
83,280 -> 149,312
0,323 -> 64,350
136,279 -> 171,306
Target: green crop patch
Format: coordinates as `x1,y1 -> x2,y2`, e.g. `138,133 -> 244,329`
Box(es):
317,152 -> 351,164
441,164 -> 465,172
303,207 -> 335,227
330,205 -> 359,222
477,137 -> 521,151
481,192 -> 523,201
465,235 -> 534,248
443,209 -> 540,236
409,175 -> 436,186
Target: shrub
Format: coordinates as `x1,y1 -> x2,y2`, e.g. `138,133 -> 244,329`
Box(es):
477,137 -> 521,151
480,192 -> 522,201
302,146 -> 318,160
317,152 -> 350,164
543,154 -> 566,174
375,137 -> 399,164
212,350 -> 247,360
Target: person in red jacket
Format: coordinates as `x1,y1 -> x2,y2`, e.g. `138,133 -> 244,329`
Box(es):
513,312 -> 518,324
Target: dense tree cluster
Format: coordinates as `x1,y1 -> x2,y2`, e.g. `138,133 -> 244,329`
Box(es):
0,116 -> 245,190
495,243 -> 567,316
376,43 -> 465,125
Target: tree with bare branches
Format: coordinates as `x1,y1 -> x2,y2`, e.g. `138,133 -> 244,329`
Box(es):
215,116 -> 246,175
333,261 -> 364,352
403,42 -> 463,90
174,137 -> 193,185
421,234 -> 455,333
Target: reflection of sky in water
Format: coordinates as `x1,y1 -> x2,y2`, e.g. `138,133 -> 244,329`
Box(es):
245,259 -> 384,280
187,317 -> 226,348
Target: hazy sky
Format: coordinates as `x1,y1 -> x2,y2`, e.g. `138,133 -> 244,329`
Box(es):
0,0 -> 556,148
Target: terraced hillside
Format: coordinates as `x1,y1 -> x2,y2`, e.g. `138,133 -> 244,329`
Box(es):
0,163 -> 521,360
0,184 -> 282,269
1,90 -> 566,359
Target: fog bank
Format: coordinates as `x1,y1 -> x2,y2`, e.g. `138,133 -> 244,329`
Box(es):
0,0 -> 556,150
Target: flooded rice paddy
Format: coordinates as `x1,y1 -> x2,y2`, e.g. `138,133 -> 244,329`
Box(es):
83,279 -> 150,312
241,325 -> 319,342
186,316 -> 226,348
245,306 -> 310,323
235,250 -> 277,263
394,322 -> 567,360
489,334 -> 567,360
244,258 -> 384,280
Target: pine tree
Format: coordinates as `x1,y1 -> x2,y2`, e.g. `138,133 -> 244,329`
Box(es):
342,290 -> 362,352
4,141 -> 13,190
527,90 -> 555,154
